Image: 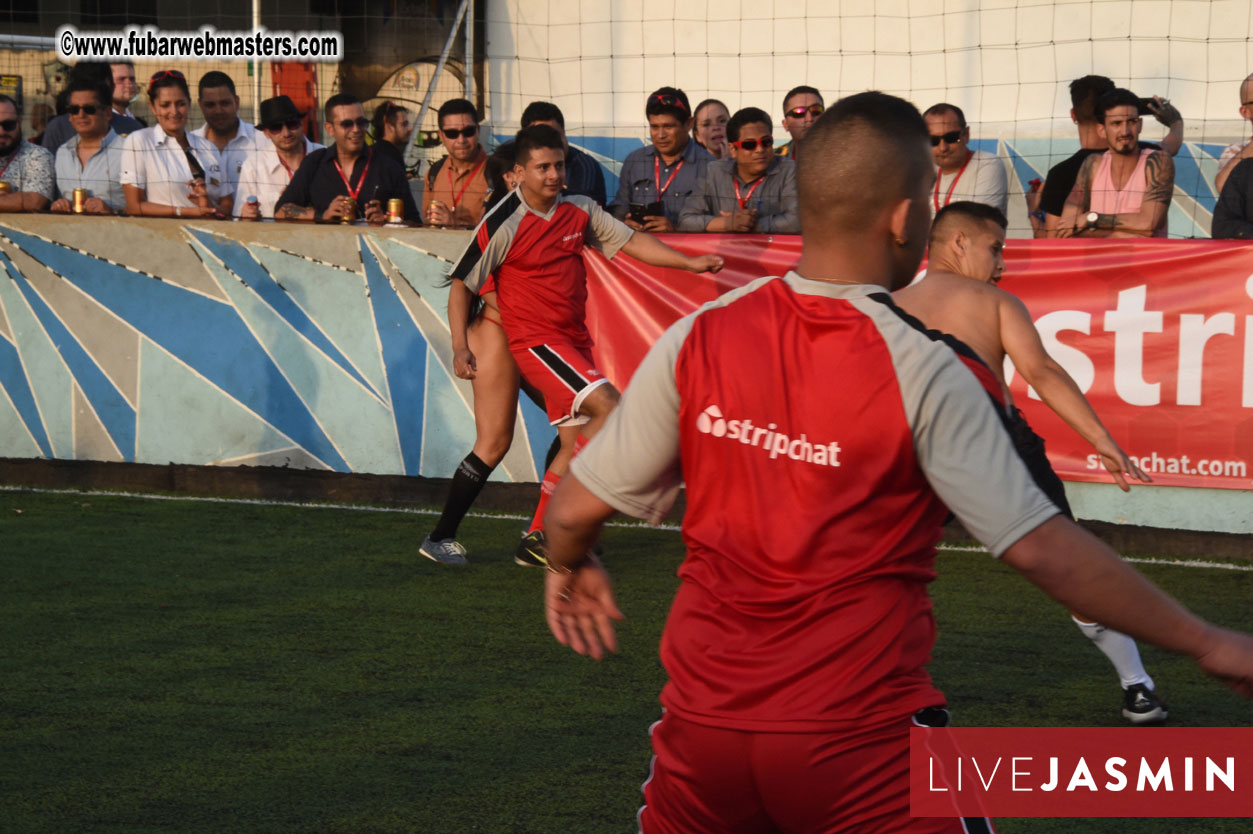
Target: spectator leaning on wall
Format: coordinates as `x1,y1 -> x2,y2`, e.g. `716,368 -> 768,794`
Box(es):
0,93 -> 55,213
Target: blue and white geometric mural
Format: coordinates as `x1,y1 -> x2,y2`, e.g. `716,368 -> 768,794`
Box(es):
0,218 -> 554,482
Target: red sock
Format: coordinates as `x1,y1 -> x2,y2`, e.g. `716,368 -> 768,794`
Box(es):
527,434 -> 591,534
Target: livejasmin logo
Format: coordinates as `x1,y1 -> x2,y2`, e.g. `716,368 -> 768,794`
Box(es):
695,405 -> 841,467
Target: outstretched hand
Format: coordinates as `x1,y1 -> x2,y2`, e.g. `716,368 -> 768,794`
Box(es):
690,254 -> 725,274
545,556 -> 624,660
1093,437 -> 1151,491
1194,626 -> 1253,698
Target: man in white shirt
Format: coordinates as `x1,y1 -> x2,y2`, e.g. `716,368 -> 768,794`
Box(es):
1214,72 -> 1253,195
235,96 -> 323,219
51,76 -> 126,214
191,70 -> 261,213
923,102 -> 1007,216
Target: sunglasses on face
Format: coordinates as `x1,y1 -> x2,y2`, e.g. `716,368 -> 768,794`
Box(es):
441,125 -> 478,139
732,136 -> 774,151
336,117 -> 370,131
786,104 -> 824,119
930,129 -> 964,146
67,104 -> 100,116
0,119 -> 16,131
265,117 -> 303,133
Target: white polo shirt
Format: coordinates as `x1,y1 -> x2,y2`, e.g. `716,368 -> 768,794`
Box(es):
231,136 -> 324,218
192,120 -> 262,198
120,126 -> 225,208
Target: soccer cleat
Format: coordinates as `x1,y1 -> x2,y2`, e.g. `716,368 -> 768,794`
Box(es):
1121,683 -> 1168,724
514,529 -> 549,568
419,536 -> 468,566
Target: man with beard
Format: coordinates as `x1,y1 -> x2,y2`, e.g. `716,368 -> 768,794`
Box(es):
1059,87 -> 1174,238
678,106 -> 798,233
924,102 -> 1007,215
234,95 -> 324,220
0,93 -> 55,213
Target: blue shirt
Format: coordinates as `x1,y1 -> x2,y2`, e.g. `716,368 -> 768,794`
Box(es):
610,138 -> 712,224
55,129 -> 127,210
564,145 -> 607,205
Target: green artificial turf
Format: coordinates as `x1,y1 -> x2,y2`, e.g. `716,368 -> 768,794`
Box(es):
1,489 -> 1249,833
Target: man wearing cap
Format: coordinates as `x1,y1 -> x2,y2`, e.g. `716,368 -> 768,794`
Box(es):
235,95 -> 323,220
609,87 -> 712,232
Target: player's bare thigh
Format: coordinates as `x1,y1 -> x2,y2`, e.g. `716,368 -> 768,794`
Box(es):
466,300 -> 519,466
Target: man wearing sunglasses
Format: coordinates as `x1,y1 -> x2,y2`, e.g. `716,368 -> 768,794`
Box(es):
0,93 -> 54,213
609,87 -> 712,232
39,62 -> 143,153
192,71 -> 260,215
274,92 -> 419,224
923,102 -> 1007,217
1214,73 -> 1253,196
426,98 -> 489,229
50,76 -> 126,215
234,96 -> 323,220
775,85 -> 823,160
678,106 -> 799,234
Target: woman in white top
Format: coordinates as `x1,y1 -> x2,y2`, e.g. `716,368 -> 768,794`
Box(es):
121,70 -> 223,218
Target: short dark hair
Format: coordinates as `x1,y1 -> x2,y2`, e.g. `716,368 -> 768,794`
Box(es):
324,92 -> 361,121
726,107 -> 772,143
922,102 -> 966,127
513,123 -> 564,166
1096,87 -> 1140,122
1069,75 -> 1115,124
147,69 -> 190,102
520,101 -> 564,129
437,98 -> 479,127
485,140 -> 517,210
931,200 -> 1008,244
65,75 -> 113,110
198,70 -> 236,98
0,93 -> 19,116
371,100 -> 407,141
783,85 -> 822,112
645,87 -> 690,121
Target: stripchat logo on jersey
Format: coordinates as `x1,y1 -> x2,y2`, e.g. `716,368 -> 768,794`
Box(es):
695,405 -> 842,467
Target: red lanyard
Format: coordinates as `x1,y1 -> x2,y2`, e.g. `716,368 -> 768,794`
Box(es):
933,150 -> 973,211
734,175 -> 764,209
333,149 -> 371,200
279,151 -> 302,180
654,155 -> 684,199
447,155 -> 487,208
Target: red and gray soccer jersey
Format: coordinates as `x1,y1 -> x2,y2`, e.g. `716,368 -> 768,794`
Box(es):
571,271 -> 1060,733
449,190 -> 634,351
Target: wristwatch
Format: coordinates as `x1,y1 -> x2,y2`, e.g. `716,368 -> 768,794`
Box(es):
1086,211 -> 1099,227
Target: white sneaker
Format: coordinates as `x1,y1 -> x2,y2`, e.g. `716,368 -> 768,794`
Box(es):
420,536 -> 468,565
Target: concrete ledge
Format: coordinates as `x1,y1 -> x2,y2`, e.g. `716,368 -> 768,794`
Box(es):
3,458 -> 1249,562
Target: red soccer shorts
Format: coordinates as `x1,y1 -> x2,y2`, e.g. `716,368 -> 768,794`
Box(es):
510,342 -> 609,426
637,709 -> 995,834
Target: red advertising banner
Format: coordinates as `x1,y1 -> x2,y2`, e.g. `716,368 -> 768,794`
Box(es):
909,726 -> 1253,818
584,237 -> 1253,490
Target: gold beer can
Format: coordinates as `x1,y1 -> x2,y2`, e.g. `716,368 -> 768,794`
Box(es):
73,188 -> 87,213
340,198 -> 356,224
387,197 -> 403,223
0,181 -> 11,194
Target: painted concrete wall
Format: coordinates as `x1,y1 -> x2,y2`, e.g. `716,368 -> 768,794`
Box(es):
0,217 -> 1244,535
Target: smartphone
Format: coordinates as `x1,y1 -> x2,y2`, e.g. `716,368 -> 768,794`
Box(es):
629,201 -> 664,223
1137,97 -> 1155,115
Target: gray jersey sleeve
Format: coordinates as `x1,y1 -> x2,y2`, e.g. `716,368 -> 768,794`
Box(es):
576,196 -> 636,260
570,315 -> 691,523
856,296 -> 1060,556
447,197 -> 521,294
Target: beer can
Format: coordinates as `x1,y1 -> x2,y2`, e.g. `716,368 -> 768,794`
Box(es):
387,198 -> 403,223
72,188 -> 87,214
0,181 -> 11,194
340,198 -> 356,224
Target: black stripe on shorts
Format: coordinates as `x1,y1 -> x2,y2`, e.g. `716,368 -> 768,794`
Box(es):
529,345 -> 592,394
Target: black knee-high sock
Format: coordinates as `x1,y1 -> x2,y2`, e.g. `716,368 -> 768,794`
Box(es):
430,453 -> 494,541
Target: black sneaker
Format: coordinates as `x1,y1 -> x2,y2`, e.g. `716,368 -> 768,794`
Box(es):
1122,683 -> 1168,724
514,529 -> 548,568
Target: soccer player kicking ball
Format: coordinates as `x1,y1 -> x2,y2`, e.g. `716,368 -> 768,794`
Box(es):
427,124 -> 722,567
893,200 -> 1166,724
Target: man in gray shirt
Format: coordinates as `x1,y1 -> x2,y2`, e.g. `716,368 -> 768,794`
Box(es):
679,107 -> 799,233
609,87 -> 711,232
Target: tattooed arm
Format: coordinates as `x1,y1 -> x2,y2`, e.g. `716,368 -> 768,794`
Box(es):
273,201 -> 316,221
1054,155 -> 1097,238
1105,151 -> 1174,238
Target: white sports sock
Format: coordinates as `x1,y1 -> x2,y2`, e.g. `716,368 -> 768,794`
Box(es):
1072,616 -> 1153,690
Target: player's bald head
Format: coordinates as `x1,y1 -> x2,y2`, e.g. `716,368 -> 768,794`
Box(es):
929,201 -> 1007,249
796,92 -> 933,240
1242,73 -> 1253,105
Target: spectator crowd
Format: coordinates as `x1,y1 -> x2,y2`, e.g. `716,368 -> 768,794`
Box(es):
3,60 -> 1252,238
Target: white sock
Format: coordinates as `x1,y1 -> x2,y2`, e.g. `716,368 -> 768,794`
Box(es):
1072,616 -> 1153,690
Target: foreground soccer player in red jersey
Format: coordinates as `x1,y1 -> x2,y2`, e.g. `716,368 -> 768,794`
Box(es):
427,125 -> 722,567
539,92 -> 1253,833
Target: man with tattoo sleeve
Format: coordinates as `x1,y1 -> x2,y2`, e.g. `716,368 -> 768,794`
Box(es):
1058,88 -> 1174,238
